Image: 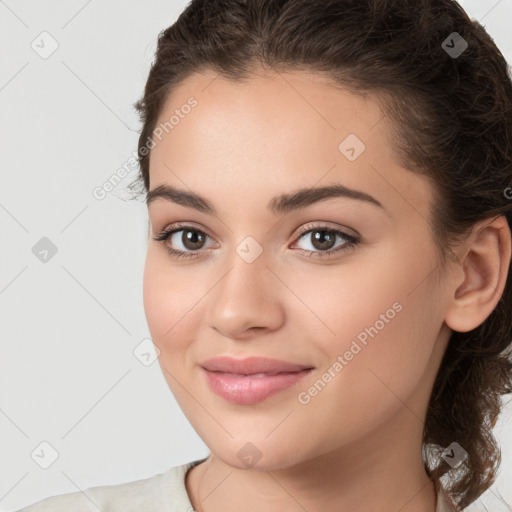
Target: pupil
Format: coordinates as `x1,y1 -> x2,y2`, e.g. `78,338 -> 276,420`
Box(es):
183,230 -> 204,250
312,230 -> 335,250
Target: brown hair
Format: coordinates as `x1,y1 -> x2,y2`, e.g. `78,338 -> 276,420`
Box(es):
130,0 -> 512,509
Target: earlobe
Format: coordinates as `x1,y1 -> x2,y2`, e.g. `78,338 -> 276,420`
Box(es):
444,215 -> 512,333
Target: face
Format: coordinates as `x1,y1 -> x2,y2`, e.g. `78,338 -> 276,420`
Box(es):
143,69 -> 452,470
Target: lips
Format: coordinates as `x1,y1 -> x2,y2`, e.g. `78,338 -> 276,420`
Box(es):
200,356 -> 313,374
200,356 -> 314,404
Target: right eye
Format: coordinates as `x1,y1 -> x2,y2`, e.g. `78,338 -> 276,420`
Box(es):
152,223 -> 216,259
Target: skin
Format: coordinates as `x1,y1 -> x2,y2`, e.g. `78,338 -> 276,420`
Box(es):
142,68 -> 511,512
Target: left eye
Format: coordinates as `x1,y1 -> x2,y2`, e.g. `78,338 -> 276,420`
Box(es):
152,223 -> 360,260
291,227 -> 359,255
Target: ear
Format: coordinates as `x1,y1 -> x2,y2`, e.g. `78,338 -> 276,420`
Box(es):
444,215 -> 511,333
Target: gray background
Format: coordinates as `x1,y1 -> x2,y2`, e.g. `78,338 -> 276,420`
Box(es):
0,1 -> 511,510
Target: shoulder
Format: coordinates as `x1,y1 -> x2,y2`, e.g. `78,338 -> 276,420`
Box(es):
15,458 -> 207,512
15,472 -> 169,512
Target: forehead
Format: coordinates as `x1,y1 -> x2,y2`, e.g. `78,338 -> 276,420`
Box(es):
148,68 -> 433,221
155,68 -> 387,149
156,67 -> 387,144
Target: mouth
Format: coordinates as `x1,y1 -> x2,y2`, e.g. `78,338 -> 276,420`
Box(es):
200,356 -> 314,405
200,355 -> 313,374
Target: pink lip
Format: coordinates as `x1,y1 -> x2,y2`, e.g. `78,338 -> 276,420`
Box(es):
200,356 -> 314,405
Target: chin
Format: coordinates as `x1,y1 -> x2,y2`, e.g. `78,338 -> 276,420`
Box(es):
208,437 -> 310,472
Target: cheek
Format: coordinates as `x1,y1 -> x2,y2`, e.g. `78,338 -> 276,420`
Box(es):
297,244 -> 441,434
142,254 -> 202,410
308,296 -> 438,449
142,250 -> 200,351
142,248 -> 220,397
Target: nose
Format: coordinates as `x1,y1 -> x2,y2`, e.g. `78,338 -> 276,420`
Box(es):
206,244 -> 285,340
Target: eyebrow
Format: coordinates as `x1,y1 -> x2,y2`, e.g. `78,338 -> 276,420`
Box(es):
146,183 -> 386,216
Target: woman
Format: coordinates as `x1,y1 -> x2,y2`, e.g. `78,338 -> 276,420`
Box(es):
17,0 -> 512,511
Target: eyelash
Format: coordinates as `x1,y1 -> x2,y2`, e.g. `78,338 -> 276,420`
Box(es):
152,222 -> 360,261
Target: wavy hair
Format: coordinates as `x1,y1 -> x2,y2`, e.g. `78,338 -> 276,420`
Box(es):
129,1 -> 512,509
